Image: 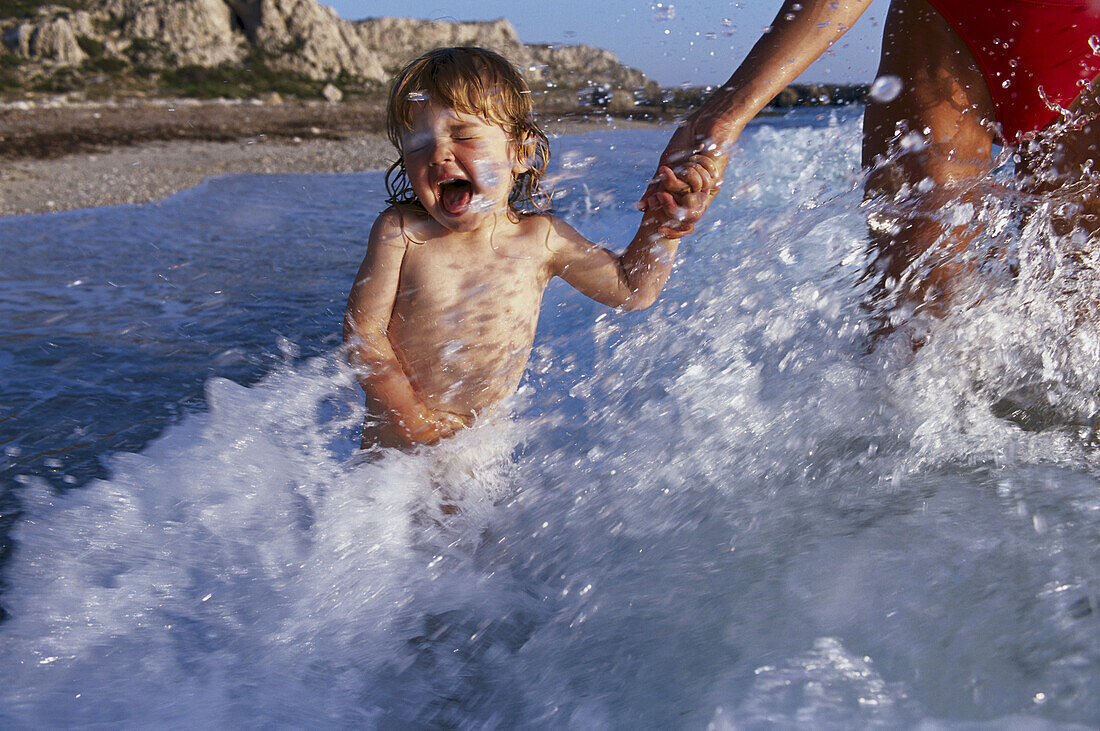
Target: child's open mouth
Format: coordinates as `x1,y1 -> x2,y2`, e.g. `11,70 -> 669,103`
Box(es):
439,178 -> 473,215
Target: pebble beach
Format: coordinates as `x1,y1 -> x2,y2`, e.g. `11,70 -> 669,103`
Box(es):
0,99 -> 662,217
0,135 -> 395,216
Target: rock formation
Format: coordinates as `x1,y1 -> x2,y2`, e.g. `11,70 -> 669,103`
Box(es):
0,0 -> 653,97
3,10 -> 95,66
99,0 -> 242,65
352,17 -> 528,80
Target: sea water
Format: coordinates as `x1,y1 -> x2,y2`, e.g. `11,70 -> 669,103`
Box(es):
1,109 -> 1098,727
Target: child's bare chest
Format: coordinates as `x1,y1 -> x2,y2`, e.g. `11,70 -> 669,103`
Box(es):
387,231 -> 552,411
394,235 -> 549,321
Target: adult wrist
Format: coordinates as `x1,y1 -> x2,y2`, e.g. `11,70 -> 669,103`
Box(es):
694,89 -> 752,149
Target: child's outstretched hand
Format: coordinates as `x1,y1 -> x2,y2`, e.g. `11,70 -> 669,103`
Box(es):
642,151 -> 726,238
381,407 -> 471,448
412,409 -> 471,445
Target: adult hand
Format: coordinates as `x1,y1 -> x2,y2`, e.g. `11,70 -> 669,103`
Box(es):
641,130 -> 731,238
638,0 -> 872,233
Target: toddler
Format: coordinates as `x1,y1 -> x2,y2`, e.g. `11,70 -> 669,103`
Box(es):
344,46 -> 716,448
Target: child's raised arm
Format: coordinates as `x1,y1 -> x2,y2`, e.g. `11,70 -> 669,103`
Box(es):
544,159 -> 723,309
343,210 -> 467,447
545,205 -> 682,312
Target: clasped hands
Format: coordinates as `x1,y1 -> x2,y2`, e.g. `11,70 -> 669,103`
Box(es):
639,123 -> 730,238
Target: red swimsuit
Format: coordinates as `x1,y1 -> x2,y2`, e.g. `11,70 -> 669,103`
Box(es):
924,0 -> 1100,142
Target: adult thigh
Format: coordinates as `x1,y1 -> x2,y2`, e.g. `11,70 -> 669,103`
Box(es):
862,0 -> 997,195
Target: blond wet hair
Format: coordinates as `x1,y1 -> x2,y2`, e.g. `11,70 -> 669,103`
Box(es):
385,46 -> 552,214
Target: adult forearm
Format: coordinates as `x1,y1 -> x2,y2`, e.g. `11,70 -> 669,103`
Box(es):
697,0 -> 872,146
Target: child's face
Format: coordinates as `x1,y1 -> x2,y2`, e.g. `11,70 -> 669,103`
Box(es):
399,102 -> 523,233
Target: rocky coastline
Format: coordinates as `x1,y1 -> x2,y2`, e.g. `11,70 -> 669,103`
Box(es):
0,0 -> 674,215
0,98 -> 661,217
0,1 -> 867,217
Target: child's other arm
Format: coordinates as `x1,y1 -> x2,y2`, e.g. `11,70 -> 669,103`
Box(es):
547,208 -> 679,311
343,211 -> 467,447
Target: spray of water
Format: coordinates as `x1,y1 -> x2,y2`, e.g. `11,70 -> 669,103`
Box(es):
2,116 -> 1099,726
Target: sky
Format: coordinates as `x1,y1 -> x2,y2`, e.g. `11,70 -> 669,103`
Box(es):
328,1 -> 889,87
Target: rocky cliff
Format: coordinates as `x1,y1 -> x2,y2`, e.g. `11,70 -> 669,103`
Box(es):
0,0 -> 654,98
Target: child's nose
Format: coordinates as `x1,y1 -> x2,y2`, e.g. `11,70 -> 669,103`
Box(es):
429,139 -> 454,164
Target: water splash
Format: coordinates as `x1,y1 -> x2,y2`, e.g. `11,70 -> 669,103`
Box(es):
2,117 -> 1099,726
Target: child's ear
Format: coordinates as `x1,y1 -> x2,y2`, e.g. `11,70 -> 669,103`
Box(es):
512,133 -> 535,175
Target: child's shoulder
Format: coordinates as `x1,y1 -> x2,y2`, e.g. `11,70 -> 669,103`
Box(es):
372,204 -> 443,246
511,212 -> 593,265
524,211 -> 584,245
511,211 -> 572,250
516,210 -> 583,237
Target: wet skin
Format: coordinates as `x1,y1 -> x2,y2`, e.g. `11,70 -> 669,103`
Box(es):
644,0 -> 1099,320
344,104 -> 682,448
863,0 -> 1100,314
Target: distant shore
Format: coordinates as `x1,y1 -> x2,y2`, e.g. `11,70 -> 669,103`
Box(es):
0,98 -> 666,217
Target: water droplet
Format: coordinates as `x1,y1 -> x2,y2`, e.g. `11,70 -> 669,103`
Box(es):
899,130 -> 926,152
1090,35 -> 1100,56
868,75 -> 903,103
650,2 -> 675,22
407,90 -> 429,102
1002,79 -> 1012,89
469,194 -> 495,213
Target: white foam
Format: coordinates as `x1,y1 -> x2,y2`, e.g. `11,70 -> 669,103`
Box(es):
3,114 -> 1099,726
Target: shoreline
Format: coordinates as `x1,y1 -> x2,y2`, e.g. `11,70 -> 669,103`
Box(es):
0,117 -> 666,218
0,135 -> 392,217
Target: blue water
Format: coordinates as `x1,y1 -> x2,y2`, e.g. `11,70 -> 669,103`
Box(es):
2,109 -> 1098,726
